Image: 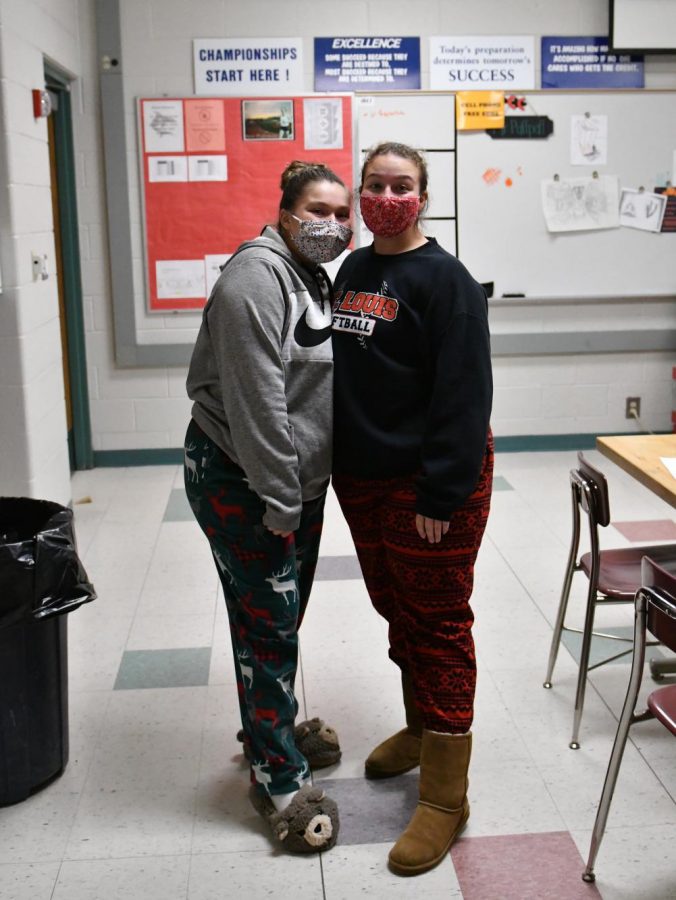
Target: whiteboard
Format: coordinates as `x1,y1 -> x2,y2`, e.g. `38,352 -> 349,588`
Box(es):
355,92 -> 457,251
356,93 -> 455,150
456,91 -> 676,297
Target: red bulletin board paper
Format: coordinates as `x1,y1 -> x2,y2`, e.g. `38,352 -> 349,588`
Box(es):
140,95 -> 353,312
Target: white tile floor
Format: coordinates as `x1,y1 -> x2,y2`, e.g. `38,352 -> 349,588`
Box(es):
1,450 -> 674,899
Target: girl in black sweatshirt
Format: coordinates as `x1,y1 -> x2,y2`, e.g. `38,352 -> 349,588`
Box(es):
332,142 -> 493,877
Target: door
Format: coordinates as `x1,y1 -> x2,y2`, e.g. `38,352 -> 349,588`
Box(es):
45,66 -> 93,470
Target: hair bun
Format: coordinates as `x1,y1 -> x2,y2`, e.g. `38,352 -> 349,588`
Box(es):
280,160 -> 322,190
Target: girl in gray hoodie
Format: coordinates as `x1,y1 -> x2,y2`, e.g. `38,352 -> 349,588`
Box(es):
184,161 -> 351,854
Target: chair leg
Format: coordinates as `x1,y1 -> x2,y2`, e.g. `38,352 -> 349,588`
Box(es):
570,578 -> 598,749
582,592 -> 648,883
543,564 -> 576,689
544,485 -> 580,690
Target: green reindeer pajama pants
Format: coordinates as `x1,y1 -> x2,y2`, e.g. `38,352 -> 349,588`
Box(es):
184,419 -> 325,799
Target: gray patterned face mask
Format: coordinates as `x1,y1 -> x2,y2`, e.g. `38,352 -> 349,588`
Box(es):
287,215 -> 353,264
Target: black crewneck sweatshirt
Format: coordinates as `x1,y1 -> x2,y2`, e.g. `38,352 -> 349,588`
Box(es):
331,238 -> 493,519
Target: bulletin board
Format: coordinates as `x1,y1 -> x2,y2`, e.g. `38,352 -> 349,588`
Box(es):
139,94 -> 353,311
455,90 -> 676,298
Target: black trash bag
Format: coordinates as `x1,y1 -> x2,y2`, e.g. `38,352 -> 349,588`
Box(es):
0,497 -> 96,628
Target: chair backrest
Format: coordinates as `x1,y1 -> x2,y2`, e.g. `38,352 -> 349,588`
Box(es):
572,451 -> 611,528
641,556 -> 676,653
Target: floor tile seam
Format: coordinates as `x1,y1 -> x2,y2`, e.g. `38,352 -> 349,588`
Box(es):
56,689 -> 116,857
119,504 -> 188,654
482,531 -> 575,656
47,858 -> 62,900
478,670 -> 552,774
57,850 -> 193,865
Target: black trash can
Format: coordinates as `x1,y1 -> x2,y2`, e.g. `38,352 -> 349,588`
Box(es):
0,497 -> 96,806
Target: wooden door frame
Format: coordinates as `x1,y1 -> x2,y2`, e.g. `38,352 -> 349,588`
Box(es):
45,62 -> 93,470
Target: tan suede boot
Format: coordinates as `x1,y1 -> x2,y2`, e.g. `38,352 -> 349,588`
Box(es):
388,730 -> 471,876
364,673 -> 423,778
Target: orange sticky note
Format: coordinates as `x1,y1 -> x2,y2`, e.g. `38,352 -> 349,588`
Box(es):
456,91 -> 505,131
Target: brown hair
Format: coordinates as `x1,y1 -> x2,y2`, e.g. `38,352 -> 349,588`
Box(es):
360,142 -> 429,195
279,160 -> 346,213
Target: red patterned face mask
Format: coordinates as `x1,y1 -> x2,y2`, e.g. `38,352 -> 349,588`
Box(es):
360,194 -> 421,238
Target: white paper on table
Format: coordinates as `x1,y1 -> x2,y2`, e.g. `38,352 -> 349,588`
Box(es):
303,98 -> 344,150
156,260 -> 206,299
188,155 -> 228,182
660,457 -> 676,479
672,149 -> 676,185
619,188 -> 667,232
571,115 -> 608,166
148,156 -> 187,182
205,254 -> 232,297
541,175 -> 620,232
143,99 -> 185,153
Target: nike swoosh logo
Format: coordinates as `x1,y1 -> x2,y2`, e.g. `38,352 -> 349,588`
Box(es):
294,308 -> 332,348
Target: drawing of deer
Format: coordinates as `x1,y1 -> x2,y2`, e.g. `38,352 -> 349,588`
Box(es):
237,649 -> 254,690
292,761 -> 309,790
265,564 -> 298,606
252,761 -> 272,790
277,670 -> 294,704
213,548 -> 235,585
184,443 -> 199,482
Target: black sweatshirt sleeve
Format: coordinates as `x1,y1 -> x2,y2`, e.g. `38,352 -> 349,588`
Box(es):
415,278 -> 493,519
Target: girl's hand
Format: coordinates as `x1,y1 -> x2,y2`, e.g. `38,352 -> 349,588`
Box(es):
266,526 -> 293,538
415,515 -> 450,544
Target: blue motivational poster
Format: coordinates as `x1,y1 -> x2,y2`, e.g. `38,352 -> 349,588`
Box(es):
541,37 -> 644,89
314,37 -> 421,91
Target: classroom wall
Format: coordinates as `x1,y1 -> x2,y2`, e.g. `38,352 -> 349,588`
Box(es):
0,0 -> 674,499
0,0 -> 81,504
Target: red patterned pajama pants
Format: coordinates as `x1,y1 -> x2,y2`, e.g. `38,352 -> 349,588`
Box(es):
332,435 -> 493,734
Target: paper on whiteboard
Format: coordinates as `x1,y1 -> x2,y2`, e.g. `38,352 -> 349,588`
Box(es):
303,98 -> 344,150
188,155 -> 228,181
571,114 -> 608,165
541,175 -> 620,232
660,457 -> 676,479
619,188 -> 667,232
205,254 -> 232,297
148,156 -> 188,182
143,100 -> 184,153
156,260 -> 206,299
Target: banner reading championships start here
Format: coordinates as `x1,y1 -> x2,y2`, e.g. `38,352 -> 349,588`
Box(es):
194,38 -> 304,95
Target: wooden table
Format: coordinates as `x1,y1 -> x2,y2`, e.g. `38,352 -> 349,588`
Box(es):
596,434 -> 676,509
597,433 -> 676,678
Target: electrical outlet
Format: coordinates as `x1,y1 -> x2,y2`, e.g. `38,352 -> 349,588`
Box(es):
625,397 -> 641,419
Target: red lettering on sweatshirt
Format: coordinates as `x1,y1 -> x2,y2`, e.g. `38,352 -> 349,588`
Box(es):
337,290 -> 398,321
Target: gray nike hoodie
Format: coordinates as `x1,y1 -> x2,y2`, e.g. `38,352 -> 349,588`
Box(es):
186,226 -> 333,532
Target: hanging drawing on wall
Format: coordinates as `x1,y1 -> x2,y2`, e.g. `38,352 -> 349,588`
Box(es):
139,95 -> 352,311
541,175 -> 620,232
619,187 -> 667,232
570,114 -> 608,165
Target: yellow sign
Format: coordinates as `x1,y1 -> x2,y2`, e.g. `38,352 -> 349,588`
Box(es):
456,91 -> 505,131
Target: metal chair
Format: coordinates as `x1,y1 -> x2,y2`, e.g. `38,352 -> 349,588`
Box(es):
583,556 -> 676,883
543,451 -> 676,748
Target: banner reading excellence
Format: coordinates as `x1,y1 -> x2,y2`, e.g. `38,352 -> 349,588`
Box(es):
314,37 -> 421,91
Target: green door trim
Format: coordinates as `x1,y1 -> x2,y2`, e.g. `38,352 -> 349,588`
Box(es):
45,62 -> 94,470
